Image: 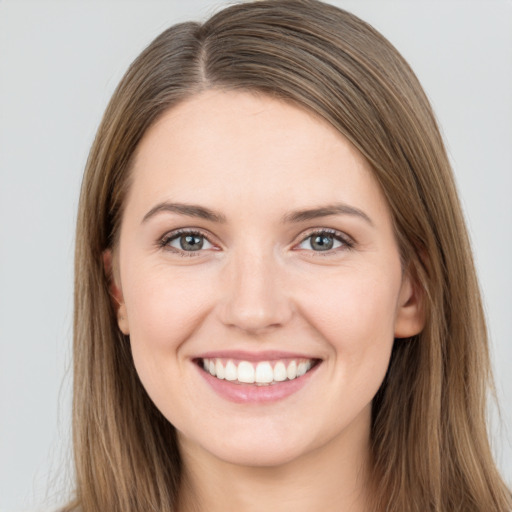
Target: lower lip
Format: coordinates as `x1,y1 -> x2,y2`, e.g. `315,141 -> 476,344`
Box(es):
196,363 -> 320,404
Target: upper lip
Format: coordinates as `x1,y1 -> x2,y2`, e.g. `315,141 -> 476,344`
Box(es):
194,350 -> 320,362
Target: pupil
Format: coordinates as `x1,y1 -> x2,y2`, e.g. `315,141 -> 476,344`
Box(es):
181,234 -> 203,251
312,234 -> 333,251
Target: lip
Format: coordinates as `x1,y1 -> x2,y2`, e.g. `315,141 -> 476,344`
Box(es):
195,350 -> 317,362
194,353 -> 321,404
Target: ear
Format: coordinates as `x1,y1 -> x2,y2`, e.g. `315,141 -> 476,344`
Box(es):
394,267 -> 425,339
102,249 -> 130,335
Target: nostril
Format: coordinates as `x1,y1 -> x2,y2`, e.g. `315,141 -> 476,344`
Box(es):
216,257 -> 294,332
220,298 -> 293,334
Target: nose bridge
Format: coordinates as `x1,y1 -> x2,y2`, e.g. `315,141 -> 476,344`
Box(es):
219,240 -> 292,333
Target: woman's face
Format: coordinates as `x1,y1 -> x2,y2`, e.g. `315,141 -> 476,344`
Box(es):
111,90 -> 422,468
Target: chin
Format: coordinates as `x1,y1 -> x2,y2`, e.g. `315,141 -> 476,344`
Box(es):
209,441 -> 307,468
178,423 -> 315,469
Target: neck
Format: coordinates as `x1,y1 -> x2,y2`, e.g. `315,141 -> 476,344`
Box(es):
177,411 -> 372,512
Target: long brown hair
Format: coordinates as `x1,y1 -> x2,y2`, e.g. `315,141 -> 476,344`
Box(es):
66,1 -> 511,510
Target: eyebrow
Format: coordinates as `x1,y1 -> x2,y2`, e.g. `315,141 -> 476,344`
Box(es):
281,203 -> 374,226
142,202 -> 227,224
141,201 -> 373,226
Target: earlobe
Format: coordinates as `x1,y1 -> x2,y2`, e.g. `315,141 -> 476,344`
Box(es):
116,304 -> 130,335
102,249 -> 130,335
394,270 -> 425,339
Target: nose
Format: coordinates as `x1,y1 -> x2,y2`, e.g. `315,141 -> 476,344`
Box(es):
217,246 -> 294,334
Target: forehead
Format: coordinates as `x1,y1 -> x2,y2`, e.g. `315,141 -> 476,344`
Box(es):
126,89 -> 388,223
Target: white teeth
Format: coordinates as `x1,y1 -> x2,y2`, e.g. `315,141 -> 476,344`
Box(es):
287,360 -> 297,380
201,357 -> 316,385
238,361 -> 255,383
215,359 -> 225,380
225,360 -> 237,381
297,362 -> 307,377
273,362 -> 287,382
255,362 -> 273,384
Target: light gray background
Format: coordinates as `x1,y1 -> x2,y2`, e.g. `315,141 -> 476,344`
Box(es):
1,1 -> 511,511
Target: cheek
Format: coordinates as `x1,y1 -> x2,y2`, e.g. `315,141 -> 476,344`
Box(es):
122,264 -> 217,415
307,269 -> 398,329
123,263 -> 215,355
298,267 -> 400,372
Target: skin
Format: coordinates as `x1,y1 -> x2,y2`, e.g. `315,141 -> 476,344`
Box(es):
107,90 -> 424,511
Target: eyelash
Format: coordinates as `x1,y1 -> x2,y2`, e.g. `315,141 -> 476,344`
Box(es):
158,228 -> 354,258
159,229 -> 213,258
296,228 -> 354,256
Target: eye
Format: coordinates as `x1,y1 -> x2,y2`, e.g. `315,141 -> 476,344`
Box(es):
296,230 -> 351,252
161,230 -> 214,254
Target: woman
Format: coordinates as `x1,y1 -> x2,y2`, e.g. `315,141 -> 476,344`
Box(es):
65,0 -> 511,510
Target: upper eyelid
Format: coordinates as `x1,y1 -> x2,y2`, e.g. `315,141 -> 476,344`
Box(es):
160,228 -> 229,255
296,227 -> 353,246
162,227 -> 214,241
299,227 -> 349,238
160,227 -> 350,241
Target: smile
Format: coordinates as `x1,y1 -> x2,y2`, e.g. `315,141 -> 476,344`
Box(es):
200,357 -> 318,385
